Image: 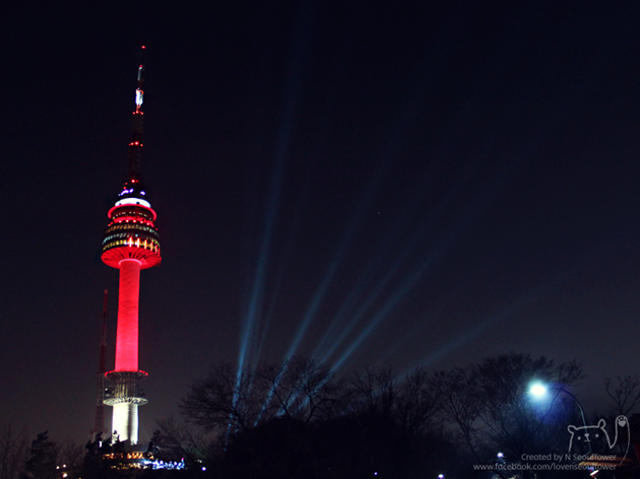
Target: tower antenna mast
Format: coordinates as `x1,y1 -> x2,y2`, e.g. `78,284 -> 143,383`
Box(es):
92,289 -> 108,439
129,44 -> 147,181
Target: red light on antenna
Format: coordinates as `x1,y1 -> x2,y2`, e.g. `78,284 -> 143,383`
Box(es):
141,45 -> 147,50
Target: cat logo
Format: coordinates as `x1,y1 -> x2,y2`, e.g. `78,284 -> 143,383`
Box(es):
568,415 -> 630,466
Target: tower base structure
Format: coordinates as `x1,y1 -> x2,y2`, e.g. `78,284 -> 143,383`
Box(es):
104,371 -> 148,445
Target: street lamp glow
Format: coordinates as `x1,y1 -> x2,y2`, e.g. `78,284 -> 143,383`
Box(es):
528,381 -> 549,399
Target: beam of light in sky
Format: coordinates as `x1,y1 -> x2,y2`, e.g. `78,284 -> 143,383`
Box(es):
305,70 -> 497,369
255,168 -> 312,365
261,48 -> 466,419
255,159 -> 387,423
231,0 -> 314,438
245,173 -> 311,398
285,161 -> 478,413
310,269 -> 373,362
232,129 -> 285,430
289,163 -> 518,414
310,155 -> 458,362
328,248 -> 446,375
274,80 -> 491,417
270,13 -> 530,418
315,162 -> 474,367
403,277 -> 566,374
327,169 -> 508,376
324,135 -> 541,375
294,277 -> 551,418
286,159 -> 385,355
372,287 -> 460,368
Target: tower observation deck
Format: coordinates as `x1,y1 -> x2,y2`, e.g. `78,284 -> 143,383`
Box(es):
101,45 -> 161,445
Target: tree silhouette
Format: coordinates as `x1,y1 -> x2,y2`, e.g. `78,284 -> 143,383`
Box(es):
0,425 -> 27,479
20,432 -> 57,479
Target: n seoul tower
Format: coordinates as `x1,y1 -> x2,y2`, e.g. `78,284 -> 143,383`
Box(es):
100,45 -> 161,445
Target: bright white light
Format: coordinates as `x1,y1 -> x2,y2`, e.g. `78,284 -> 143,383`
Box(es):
136,89 -> 144,107
528,381 -> 548,399
497,452 -> 504,459
590,470 -> 599,477
115,197 -> 152,208
112,402 -> 139,445
438,475 -> 445,479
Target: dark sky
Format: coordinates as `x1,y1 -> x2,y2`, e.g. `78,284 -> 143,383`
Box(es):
2,1 -> 640,442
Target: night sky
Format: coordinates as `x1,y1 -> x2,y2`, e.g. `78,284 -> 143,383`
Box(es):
2,2 -> 640,442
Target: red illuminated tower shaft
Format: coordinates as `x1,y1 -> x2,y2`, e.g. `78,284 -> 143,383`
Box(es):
115,259 -> 141,370
101,45 -> 161,445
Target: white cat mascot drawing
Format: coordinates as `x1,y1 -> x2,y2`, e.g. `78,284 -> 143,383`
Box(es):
567,415 -> 630,464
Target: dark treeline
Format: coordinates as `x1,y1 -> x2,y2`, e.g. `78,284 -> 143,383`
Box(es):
0,429 -> 83,479
5,353 -> 640,478
152,353 -> 640,478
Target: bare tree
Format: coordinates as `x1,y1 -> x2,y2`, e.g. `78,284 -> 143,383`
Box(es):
180,362 -> 255,433
432,368 -> 483,461
0,425 -> 27,479
180,357 -> 339,436
257,357 -> 342,423
150,417 -> 209,464
344,367 -> 440,435
57,442 -> 83,472
394,368 -> 441,436
179,354 -> 586,478
434,354 -> 583,478
605,375 -> 640,416
347,368 -> 396,418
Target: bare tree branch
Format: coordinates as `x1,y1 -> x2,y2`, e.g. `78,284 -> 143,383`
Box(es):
605,375 -> 640,416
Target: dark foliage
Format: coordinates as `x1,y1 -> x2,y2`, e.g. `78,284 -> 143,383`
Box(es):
20,432 -> 57,479
174,354 -> 595,478
29,353 -> 640,478
0,426 -> 27,479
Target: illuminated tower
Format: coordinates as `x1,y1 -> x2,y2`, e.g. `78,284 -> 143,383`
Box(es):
101,46 -> 161,445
